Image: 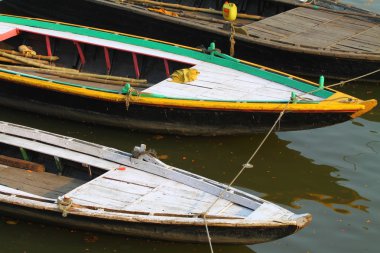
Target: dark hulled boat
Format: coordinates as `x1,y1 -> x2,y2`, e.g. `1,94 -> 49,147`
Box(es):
0,0 -> 379,82
0,14 -> 376,135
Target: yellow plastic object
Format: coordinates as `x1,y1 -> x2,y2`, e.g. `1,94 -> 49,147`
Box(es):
18,45 -> 36,57
222,1 -> 237,22
171,68 -> 200,83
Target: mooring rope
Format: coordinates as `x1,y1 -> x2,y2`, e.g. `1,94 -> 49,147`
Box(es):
203,101 -> 291,252
203,67 -> 380,251
302,68 -> 380,98
325,68 -> 380,89
229,23 -> 236,57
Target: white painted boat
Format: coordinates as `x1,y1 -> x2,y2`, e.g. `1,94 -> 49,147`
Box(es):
0,121 -> 311,244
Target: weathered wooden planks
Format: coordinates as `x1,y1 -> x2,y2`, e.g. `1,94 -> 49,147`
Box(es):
0,154 -> 45,172
0,164 -> 84,198
244,7 -> 380,56
143,61 -> 321,101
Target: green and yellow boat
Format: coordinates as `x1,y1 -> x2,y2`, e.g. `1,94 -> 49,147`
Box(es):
0,14 -> 376,135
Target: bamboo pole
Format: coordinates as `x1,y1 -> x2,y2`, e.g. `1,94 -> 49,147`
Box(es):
53,72 -> 130,85
0,55 -> 50,65
0,63 -> 147,85
124,0 -> 263,20
0,56 -> 24,65
36,69 -> 147,83
0,64 -> 78,73
0,51 -> 77,72
0,49 -> 60,61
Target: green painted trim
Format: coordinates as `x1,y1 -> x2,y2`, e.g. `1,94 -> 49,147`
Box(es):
0,67 -> 123,94
139,92 -> 321,103
0,15 -> 333,99
19,147 -> 29,161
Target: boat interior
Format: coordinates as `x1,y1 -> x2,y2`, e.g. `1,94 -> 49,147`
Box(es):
0,116 -> 263,218
0,142 -> 103,199
0,25 -> 194,94
0,20 -> 327,102
0,137 -> 257,219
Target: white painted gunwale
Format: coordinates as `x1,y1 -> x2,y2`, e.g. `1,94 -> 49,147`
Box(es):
0,193 -> 299,226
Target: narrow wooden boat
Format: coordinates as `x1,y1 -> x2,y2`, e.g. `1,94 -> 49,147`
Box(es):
1,0 -> 379,82
0,120 -> 312,244
0,14 -> 377,135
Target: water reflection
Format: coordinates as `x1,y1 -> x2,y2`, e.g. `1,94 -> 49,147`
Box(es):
277,118 -> 380,214
342,0 -> 380,13
0,217 -> 255,253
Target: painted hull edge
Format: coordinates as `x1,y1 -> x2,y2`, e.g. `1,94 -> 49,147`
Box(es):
0,91 -> 354,136
0,201 -> 299,244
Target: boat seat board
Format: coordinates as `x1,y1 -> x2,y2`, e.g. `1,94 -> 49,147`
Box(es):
0,164 -> 84,198
0,133 -> 121,171
244,7 -> 380,55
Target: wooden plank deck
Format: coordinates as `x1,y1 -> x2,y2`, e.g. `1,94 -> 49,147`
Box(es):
143,61 -> 321,101
243,7 -> 380,55
0,164 -> 84,198
67,168 -> 253,217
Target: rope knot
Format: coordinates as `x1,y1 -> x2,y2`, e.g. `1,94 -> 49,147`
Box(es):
57,196 -> 73,217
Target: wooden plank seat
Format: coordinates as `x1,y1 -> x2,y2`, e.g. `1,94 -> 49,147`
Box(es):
0,162 -> 85,199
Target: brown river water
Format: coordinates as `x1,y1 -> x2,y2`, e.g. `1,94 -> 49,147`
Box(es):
1,0 -> 380,252
0,81 -> 379,253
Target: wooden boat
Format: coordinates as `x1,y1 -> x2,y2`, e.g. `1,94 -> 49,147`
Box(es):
0,14 -> 377,135
0,120 -> 312,244
1,0 -> 379,82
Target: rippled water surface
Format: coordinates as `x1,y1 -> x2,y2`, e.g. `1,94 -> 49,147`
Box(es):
1,83 -> 379,253
342,0 -> 380,13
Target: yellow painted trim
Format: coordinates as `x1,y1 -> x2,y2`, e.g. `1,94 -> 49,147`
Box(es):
350,99 -> 377,118
0,72 -> 126,102
129,96 -> 366,112
2,71 -> 375,115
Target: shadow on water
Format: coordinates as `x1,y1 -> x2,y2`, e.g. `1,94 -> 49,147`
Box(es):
0,217 -> 254,253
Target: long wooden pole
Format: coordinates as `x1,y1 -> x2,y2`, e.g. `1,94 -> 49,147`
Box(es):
123,0 -> 263,20
0,51 -> 77,72
0,49 -> 59,61
0,63 -> 147,84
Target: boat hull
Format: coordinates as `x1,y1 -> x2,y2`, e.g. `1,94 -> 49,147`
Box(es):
0,201 -> 298,244
1,0 -> 379,82
0,80 -> 353,136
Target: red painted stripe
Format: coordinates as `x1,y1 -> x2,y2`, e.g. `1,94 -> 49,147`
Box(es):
103,47 -> 111,74
163,59 -> 170,78
132,53 -> 140,79
45,36 -> 52,56
73,41 -> 85,64
0,28 -> 19,41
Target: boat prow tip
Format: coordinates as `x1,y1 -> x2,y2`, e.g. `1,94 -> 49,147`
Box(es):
291,213 -> 312,230
351,99 -> 377,118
